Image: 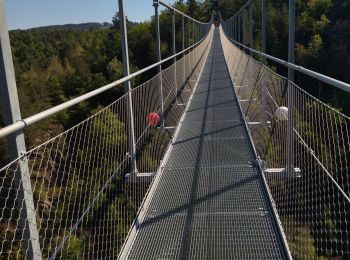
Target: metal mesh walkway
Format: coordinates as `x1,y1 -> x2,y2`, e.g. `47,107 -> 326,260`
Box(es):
123,28 -> 288,259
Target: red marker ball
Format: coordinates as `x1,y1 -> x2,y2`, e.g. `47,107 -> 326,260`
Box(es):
146,112 -> 160,127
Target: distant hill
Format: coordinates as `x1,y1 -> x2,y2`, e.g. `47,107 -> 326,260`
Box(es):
29,22 -> 113,31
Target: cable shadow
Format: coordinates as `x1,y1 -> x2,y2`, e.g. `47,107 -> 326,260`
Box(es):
187,100 -> 235,112
172,124 -> 245,146
139,174 -> 258,228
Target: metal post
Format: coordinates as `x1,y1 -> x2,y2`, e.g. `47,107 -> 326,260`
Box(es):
182,16 -> 185,52
119,0 -> 138,175
194,23 -> 197,44
190,20 -> 193,45
172,10 -> 178,102
231,21 -> 234,39
236,18 -> 238,41
199,24 -> 201,40
191,20 -> 195,67
188,19 -> 191,71
287,0 -> 295,174
172,10 -> 176,62
261,78 -> 267,129
193,22 -> 195,44
195,22 -> 197,44
182,15 -> 186,87
242,11 -> 246,46
287,81 -> 294,175
198,23 -> 200,40
262,0 -> 267,64
153,0 -> 164,129
261,0 -> 267,129
201,24 -> 203,39
234,20 -> 237,41
249,2 -> 254,55
0,1 -> 41,258
197,23 -> 199,43
288,0 -> 295,82
238,14 -> 241,44
197,23 -> 199,44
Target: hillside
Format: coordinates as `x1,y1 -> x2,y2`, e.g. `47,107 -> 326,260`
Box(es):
28,22 -> 112,31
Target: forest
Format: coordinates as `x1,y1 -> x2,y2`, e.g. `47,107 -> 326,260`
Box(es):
0,0 -> 349,258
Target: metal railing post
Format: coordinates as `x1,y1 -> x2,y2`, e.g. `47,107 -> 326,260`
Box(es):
249,2 -> 254,56
232,21 -> 234,39
234,20 -> 237,41
190,20 -> 192,45
182,15 -> 186,87
197,23 -> 199,44
242,11 -> 246,46
261,78 -> 268,129
194,23 -> 197,44
172,9 -> 178,102
262,0 -> 267,129
288,0 -> 295,82
153,0 -> 165,129
262,0 -> 267,64
188,19 -> 191,71
287,0 -> 295,174
0,1 -> 42,258
197,23 -> 199,43
287,81 -> 294,175
182,16 -> 185,51
238,14 -> 241,44
192,20 -> 194,67
201,24 -> 203,40
118,0 -> 138,175
236,18 -> 238,41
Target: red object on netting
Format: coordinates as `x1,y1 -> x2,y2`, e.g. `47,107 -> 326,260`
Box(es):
146,112 -> 160,127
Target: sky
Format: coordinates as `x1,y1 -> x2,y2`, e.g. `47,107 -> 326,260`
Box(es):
5,0 -> 176,30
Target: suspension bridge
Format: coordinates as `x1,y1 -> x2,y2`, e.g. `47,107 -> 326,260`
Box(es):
0,0 -> 349,259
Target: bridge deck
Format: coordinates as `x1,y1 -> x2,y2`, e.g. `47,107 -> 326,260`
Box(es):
125,29 -> 287,259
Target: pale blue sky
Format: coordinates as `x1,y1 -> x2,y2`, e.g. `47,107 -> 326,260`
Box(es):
5,0 -> 176,30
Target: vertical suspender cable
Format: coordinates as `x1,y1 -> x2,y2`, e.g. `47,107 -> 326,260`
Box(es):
153,0 -> 165,129
118,0 -> 138,176
249,2 -> 254,56
261,0 -> 267,64
287,0 -> 296,174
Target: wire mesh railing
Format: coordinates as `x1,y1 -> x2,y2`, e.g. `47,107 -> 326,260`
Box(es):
220,26 -> 350,259
0,19 -> 213,259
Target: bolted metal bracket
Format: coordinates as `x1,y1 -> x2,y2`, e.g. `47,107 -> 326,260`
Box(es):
248,121 -> 271,126
255,158 -> 301,178
125,172 -> 155,183
245,115 -> 271,126
152,0 -> 159,8
175,103 -> 186,106
264,167 -> 301,179
156,126 -> 176,131
239,98 -> 257,102
254,157 -> 265,169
